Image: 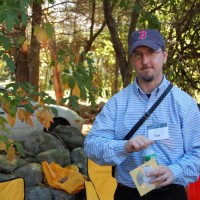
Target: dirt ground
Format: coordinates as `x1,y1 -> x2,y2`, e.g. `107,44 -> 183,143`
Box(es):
82,124 -> 92,135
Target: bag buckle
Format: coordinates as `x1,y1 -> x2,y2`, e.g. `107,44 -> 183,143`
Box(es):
144,112 -> 150,119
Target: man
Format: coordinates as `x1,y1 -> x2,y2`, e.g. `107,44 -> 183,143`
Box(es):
84,29 -> 200,200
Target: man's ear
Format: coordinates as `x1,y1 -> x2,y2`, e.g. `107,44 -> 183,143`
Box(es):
163,51 -> 168,63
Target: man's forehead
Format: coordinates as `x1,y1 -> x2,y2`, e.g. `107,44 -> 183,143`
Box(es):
134,46 -> 155,51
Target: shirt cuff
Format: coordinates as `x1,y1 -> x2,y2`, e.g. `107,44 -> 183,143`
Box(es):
168,164 -> 184,183
108,140 -> 129,165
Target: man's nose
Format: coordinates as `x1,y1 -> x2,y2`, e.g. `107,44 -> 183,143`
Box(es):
142,53 -> 150,64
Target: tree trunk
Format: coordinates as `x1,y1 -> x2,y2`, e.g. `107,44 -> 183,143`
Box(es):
15,24 -> 29,82
28,2 -> 42,101
15,50 -> 29,83
49,40 -> 63,105
79,0 -> 106,63
103,0 -> 130,87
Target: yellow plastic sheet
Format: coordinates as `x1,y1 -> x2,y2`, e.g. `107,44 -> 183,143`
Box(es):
85,159 -> 117,200
0,178 -> 24,200
42,161 -> 85,194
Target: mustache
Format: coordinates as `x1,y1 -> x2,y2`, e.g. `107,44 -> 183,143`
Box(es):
141,65 -> 152,70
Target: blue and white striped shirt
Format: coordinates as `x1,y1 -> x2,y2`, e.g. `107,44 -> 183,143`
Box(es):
84,76 -> 200,187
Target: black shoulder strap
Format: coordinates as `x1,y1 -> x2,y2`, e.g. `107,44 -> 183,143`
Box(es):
124,83 -> 173,140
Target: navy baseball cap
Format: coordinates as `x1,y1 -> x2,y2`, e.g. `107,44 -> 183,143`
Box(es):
129,29 -> 165,54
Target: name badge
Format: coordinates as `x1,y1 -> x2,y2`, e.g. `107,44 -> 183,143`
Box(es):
147,123 -> 169,141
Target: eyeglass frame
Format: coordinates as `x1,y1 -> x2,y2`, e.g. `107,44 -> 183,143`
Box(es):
130,50 -> 164,60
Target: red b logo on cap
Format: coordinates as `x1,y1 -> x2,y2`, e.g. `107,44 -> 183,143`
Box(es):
138,30 -> 147,39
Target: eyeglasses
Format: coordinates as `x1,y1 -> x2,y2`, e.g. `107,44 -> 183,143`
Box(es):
131,50 -> 162,60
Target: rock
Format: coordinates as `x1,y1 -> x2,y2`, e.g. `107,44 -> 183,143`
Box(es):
0,154 -> 28,173
71,148 -> 87,176
0,129 -> 87,200
25,186 -> 52,200
51,188 -> 80,200
14,163 -> 43,188
22,131 -> 66,156
36,148 -> 71,167
0,173 -> 15,181
52,125 -> 85,150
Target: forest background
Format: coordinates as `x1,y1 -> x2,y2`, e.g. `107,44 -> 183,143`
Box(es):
0,0 -> 199,131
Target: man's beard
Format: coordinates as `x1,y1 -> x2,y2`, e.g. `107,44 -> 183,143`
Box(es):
141,74 -> 154,82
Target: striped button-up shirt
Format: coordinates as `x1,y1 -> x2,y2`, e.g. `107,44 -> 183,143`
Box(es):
84,76 -> 200,187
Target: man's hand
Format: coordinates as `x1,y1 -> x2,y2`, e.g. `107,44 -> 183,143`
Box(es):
147,165 -> 174,187
125,135 -> 154,153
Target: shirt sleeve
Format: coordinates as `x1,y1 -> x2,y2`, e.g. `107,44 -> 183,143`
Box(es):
168,102 -> 200,186
83,96 -> 129,166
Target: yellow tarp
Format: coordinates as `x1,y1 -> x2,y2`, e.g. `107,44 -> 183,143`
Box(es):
42,161 -> 86,194
0,178 -> 24,200
85,180 -> 99,200
85,159 -> 117,200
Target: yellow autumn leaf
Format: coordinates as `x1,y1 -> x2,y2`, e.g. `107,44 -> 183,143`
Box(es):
1,101 -> 11,113
16,87 -> 27,98
47,111 -> 53,122
8,139 -> 14,144
17,108 -> 25,122
57,63 -> 62,72
34,25 -> 40,36
35,28 -> 46,42
25,113 -> 34,127
22,40 -> 29,53
38,101 -> 45,107
18,109 -> 34,127
7,146 -> 16,162
72,84 -> 81,97
63,82 -> 70,90
44,120 -> 51,130
0,116 -> 7,131
36,110 -> 46,123
0,143 -> 6,151
7,114 -> 16,127
36,111 -> 42,123
36,108 -> 53,130
64,57 -> 70,63
34,26 -> 50,48
43,110 -> 54,130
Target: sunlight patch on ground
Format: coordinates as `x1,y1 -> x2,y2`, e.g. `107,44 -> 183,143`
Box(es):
82,124 -> 92,135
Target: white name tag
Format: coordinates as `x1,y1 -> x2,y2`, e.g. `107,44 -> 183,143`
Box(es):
148,123 -> 169,141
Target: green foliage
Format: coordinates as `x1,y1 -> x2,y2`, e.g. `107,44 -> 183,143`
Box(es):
0,135 -> 25,157
2,82 -> 57,115
0,117 -> 8,132
67,95 -> 79,109
133,3 -> 142,14
58,48 -> 101,109
3,55 -> 15,73
0,0 -> 199,108
146,13 -> 161,29
111,0 -> 132,7
14,140 -> 25,157
0,34 -> 12,50
0,0 -> 31,32
109,0 -> 199,101
44,22 -> 55,39
0,0 -> 32,79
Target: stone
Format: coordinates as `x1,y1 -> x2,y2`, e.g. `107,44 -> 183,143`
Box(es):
14,163 -> 43,188
52,125 -> 85,150
0,129 -> 87,200
71,147 -> 88,176
25,186 -> 52,200
22,131 -> 66,156
36,148 -> 71,167
0,154 -> 28,173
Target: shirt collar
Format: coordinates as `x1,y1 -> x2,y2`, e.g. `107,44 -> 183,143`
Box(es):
133,76 -> 170,96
